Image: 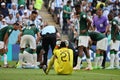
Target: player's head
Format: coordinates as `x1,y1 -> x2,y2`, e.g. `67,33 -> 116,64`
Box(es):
96,8 -> 103,17
31,10 -> 38,20
74,4 -> 81,15
60,40 -> 69,48
13,22 -> 20,30
108,13 -> 114,21
67,0 -> 71,5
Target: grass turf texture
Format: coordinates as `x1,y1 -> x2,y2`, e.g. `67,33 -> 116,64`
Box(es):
0,61 -> 120,80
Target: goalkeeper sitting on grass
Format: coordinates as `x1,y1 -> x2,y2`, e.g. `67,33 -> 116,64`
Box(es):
43,40 -> 73,75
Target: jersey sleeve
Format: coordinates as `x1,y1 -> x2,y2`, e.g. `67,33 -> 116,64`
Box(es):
6,27 -> 13,36
35,27 -> 39,33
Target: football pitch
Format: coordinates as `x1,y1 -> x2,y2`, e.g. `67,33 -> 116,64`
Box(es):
0,62 -> 120,80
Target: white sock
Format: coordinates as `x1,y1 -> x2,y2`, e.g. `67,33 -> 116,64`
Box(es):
0,55 -> 2,61
33,54 -> 37,65
4,54 -> 7,65
94,57 -> 100,67
86,58 -> 92,68
110,54 -> 115,67
115,54 -> 119,67
76,56 -> 82,67
98,56 -> 103,67
19,53 -> 24,65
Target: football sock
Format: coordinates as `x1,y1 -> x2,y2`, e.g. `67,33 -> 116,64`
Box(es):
98,56 -> 103,67
86,58 -> 92,67
4,54 -> 7,65
94,54 -> 100,67
0,55 -> 2,60
115,54 -> 119,67
110,54 -> 115,67
76,56 -> 82,67
46,56 -> 54,73
19,53 -> 24,65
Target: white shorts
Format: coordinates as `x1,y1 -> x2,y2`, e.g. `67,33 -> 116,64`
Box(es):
110,40 -> 120,51
20,35 -> 36,49
23,51 -> 34,64
0,41 -> 4,49
96,38 -> 108,51
78,36 -> 90,47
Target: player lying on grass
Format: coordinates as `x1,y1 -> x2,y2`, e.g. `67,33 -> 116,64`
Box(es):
89,31 -> 108,69
43,40 -> 73,75
16,46 -> 44,69
0,22 -> 20,67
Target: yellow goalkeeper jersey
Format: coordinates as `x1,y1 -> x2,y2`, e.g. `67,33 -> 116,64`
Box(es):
53,47 -> 73,75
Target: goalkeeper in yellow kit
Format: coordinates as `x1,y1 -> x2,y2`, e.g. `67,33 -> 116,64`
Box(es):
43,40 -> 73,75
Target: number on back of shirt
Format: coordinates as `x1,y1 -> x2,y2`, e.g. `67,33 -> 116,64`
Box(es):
60,50 -> 70,62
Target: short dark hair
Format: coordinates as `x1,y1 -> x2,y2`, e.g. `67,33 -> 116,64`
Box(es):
100,4 -> 104,9
60,41 -> 66,48
74,4 -> 81,9
67,0 -> 71,4
32,10 -> 38,14
14,22 -> 19,26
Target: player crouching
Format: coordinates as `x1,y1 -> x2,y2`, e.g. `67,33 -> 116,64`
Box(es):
0,42 -> 8,67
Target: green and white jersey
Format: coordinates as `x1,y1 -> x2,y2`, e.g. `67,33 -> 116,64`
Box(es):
0,26 -> 13,41
111,19 -> 120,40
63,5 -> 72,19
79,12 -> 88,36
22,26 -> 39,37
89,32 -> 106,41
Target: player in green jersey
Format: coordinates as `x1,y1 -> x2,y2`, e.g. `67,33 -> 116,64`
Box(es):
0,22 -> 20,67
73,4 -> 92,70
89,31 -> 108,69
106,13 -> 120,69
17,23 -> 41,68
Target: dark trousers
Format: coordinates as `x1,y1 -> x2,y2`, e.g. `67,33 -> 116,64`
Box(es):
42,34 -> 56,65
62,18 -> 68,34
102,51 -> 107,68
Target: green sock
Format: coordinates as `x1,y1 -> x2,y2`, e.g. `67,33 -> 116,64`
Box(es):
110,50 -> 115,54
96,54 -> 100,57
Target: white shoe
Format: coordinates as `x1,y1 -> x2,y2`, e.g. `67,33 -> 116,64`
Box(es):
34,65 -> 39,69
97,66 -> 103,69
36,62 -> 40,66
73,65 -> 80,70
80,64 -> 83,69
85,66 -> 93,70
115,66 -> 120,69
106,66 -> 114,69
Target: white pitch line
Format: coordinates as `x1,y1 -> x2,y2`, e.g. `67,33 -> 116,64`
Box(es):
82,72 -> 120,77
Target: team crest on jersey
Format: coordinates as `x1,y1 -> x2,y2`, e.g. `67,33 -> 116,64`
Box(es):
83,15 -> 86,18
113,21 -> 116,25
9,29 -> 12,32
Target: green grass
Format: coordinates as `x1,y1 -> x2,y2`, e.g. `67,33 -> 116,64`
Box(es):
0,61 -> 120,80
